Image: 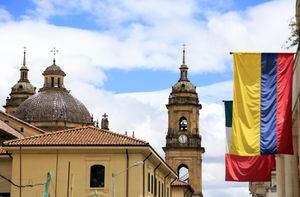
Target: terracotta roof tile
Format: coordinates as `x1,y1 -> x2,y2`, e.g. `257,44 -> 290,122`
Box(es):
3,126 -> 148,146
0,147 -> 8,155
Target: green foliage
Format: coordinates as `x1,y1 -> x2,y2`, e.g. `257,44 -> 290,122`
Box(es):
284,17 -> 300,49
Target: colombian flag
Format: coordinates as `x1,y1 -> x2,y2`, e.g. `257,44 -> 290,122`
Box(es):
225,53 -> 294,181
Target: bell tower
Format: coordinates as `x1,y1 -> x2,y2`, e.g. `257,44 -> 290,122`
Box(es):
3,47 -> 36,115
163,47 -> 205,197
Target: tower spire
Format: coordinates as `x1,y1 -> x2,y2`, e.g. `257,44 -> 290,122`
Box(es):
182,44 -> 186,65
179,44 -> 189,81
23,46 -> 26,67
19,46 -> 29,82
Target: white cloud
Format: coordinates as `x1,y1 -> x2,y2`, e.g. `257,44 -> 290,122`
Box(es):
0,0 -> 297,196
0,7 -> 12,22
0,0 -> 295,76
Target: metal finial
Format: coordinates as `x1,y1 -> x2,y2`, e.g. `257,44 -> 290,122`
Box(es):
96,119 -> 99,128
102,113 -> 108,119
91,114 -> 94,123
50,47 -> 59,64
182,44 -> 186,65
23,46 -> 26,66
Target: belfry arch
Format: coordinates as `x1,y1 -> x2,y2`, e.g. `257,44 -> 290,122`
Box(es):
179,117 -> 188,131
178,164 -> 189,183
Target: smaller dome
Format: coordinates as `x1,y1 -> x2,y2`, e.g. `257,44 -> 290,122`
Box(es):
43,61 -> 66,76
20,65 -> 28,70
11,82 -> 35,94
172,81 -> 196,94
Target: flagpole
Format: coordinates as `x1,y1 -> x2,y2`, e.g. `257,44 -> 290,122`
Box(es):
229,52 -> 296,55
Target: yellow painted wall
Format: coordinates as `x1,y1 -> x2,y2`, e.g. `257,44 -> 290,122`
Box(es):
9,148 -> 174,197
0,156 -> 12,193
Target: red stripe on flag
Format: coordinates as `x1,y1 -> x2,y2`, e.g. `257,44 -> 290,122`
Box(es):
276,54 -> 293,154
225,154 -> 275,182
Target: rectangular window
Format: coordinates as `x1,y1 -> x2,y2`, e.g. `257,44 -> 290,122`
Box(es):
58,77 -> 61,87
154,178 -> 157,196
148,173 -> 150,192
162,183 -> 164,197
0,193 -> 10,197
90,165 -> 105,188
51,77 -> 54,87
158,181 -> 161,197
151,175 -> 153,194
167,187 -> 169,197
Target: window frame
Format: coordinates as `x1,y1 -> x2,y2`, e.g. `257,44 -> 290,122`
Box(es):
148,173 -> 151,193
90,164 -> 105,188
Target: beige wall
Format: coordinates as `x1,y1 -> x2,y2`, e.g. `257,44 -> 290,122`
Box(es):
6,147 -> 174,197
0,112 -> 43,136
165,149 -> 202,195
167,104 -> 200,135
172,187 -> 184,197
0,156 -> 12,193
30,121 -> 91,132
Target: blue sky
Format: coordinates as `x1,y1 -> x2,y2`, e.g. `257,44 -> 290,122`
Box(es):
1,0 -> 271,93
0,0 -> 296,196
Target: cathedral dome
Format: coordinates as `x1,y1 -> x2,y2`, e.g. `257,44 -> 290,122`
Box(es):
15,89 -> 91,124
14,56 -> 92,131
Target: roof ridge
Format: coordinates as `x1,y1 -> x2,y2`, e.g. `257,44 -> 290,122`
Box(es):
0,110 -> 45,133
3,125 -> 88,145
98,127 -> 148,144
3,126 -> 149,146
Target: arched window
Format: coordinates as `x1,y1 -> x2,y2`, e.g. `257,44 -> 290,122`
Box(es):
179,117 -> 188,131
51,77 -> 54,87
178,164 -> 189,183
90,165 -> 105,188
57,77 -> 61,88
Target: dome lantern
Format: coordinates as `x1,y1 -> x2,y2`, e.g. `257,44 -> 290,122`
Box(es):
179,44 -> 189,82
41,47 -> 66,90
19,47 -> 29,83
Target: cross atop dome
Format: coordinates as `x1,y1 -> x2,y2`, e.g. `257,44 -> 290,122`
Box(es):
50,47 -> 59,64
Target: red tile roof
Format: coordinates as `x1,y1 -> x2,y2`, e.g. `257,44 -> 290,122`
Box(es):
3,126 -> 148,146
0,147 -> 8,155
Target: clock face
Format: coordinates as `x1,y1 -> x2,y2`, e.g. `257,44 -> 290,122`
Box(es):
178,135 -> 188,144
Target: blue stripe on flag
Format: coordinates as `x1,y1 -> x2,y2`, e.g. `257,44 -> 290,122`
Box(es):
260,53 -> 278,155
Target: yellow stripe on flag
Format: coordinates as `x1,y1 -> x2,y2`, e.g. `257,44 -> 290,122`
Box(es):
230,53 -> 261,156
